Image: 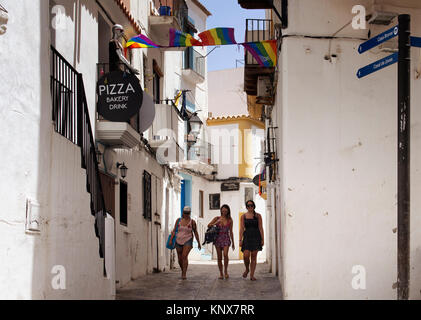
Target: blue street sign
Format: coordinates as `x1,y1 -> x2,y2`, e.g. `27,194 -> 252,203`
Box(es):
411,36 -> 421,48
357,52 -> 398,79
358,26 -> 399,54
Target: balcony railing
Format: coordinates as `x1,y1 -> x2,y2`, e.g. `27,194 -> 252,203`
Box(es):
151,0 -> 188,28
184,48 -> 206,79
51,46 -> 107,270
243,18 -> 275,96
245,19 -> 274,66
187,143 -> 213,165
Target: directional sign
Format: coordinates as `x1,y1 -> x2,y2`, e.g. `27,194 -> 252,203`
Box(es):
411,36 -> 421,48
357,52 -> 398,79
358,26 -> 399,54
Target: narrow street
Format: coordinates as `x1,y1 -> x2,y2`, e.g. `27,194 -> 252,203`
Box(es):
117,261 -> 282,300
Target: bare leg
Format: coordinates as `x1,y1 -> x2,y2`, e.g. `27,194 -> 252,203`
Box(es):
176,246 -> 183,278
250,251 -> 258,281
223,246 -> 229,278
181,245 -> 193,279
216,246 -> 224,279
243,250 -> 250,278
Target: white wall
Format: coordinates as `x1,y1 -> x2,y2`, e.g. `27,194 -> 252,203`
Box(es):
274,0 -> 421,300
209,123 -> 240,179
208,68 -> 248,118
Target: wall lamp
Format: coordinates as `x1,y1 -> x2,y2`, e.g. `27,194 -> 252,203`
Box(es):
116,162 -> 128,179
189,113 -> 203,136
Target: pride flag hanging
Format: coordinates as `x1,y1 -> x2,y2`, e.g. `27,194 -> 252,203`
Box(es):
126,34 -> 160,49
242,40 -> 277,67
169,29 -> 203,47
198,28 -> 237,46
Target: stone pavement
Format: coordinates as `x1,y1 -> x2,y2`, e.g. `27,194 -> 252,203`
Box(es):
116,261 -> 283,300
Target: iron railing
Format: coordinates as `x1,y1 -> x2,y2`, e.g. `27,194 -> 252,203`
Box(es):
50,46 -> 107,269
187,142 -> 212,165
152,0 -> 188,30
245,19 -> 274,65
184,48 -> 206,79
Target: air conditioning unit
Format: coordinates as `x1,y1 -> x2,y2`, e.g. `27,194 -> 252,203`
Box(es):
257,76 -> 272,98
368,11 -> 398,26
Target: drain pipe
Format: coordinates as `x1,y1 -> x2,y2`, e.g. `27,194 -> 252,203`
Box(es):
265,106 -> 274,273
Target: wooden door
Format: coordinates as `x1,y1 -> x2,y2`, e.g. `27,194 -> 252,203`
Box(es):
99,171 -> 115,219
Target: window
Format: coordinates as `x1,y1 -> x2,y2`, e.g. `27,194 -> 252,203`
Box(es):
209,194 -> 220,210
199,190 -> 204,218
143,171 -> 152,220
120,180 -> 128,226
245,187 -> 254,204
153,60 -> 163,104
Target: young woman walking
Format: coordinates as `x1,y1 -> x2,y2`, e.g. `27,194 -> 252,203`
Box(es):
240,200 -> 264,281
170,206 -> 201,280
208,205 -> 235,279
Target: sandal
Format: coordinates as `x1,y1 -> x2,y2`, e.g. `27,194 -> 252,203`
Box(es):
242,270 -> 249,278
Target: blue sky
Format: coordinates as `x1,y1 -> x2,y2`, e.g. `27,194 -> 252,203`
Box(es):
200,0 -> 265,71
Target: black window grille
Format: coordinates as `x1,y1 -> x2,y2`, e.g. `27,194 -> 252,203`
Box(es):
120,180 -> 128,226
143,171 -> 152,220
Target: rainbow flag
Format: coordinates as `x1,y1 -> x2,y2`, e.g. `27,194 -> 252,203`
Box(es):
169,29 -> 203,47
126,34 -> 160,49
198,28 -> 237,46
242,40 -> 277,67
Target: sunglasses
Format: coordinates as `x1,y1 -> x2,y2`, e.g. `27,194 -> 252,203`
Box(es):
246,204 -> 254,208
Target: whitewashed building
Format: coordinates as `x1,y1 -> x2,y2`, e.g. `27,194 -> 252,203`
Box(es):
240,0 -> 421,299
0,0 -> 212,299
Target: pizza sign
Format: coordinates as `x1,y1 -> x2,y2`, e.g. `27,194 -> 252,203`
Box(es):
97,71 -> 143,122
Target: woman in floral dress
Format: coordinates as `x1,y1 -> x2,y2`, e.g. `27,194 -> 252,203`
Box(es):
208,205 -> 235,279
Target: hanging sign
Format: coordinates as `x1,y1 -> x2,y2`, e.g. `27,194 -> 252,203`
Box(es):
221,182 -> 240,192
138,93 -> 155,133
97,71 -> 143,122
411,36 -> 421,48
358,26 -> 399,54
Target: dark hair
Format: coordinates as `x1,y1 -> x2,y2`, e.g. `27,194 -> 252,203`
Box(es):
220,204 -> 231,220
245,200 -> 257,216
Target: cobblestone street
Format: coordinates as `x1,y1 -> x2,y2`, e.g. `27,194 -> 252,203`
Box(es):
117,261 -> 283,300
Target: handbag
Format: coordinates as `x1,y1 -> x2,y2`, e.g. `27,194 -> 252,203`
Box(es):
202,225 -> 219,245
166,218 -> 181,250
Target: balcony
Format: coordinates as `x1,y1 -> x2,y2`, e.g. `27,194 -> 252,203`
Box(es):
180,142 -> 215,175
238,0 -> 274,9
149,103 -> 185,163
182,48 -> 206,84
244,19 -> 275,97
149,0 -> 188,49
96,121 -> 141,148
95,63 -> 143,149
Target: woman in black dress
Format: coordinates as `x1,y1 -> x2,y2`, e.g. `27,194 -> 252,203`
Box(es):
240,200 -> 264,281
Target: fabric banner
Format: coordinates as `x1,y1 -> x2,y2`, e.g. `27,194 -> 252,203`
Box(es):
242,40 -> 277,67
198,28 -> 237,46
126,29 -> 278,68
169,29 -> 203,47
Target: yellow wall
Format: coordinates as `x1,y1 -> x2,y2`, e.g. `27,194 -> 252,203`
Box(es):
207,116 -> 265,179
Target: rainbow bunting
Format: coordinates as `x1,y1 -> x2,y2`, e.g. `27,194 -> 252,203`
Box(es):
169,29 -> 203,47
198,28 -> 237,46
242,40 -> 277,67
126,34 -> 160,49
